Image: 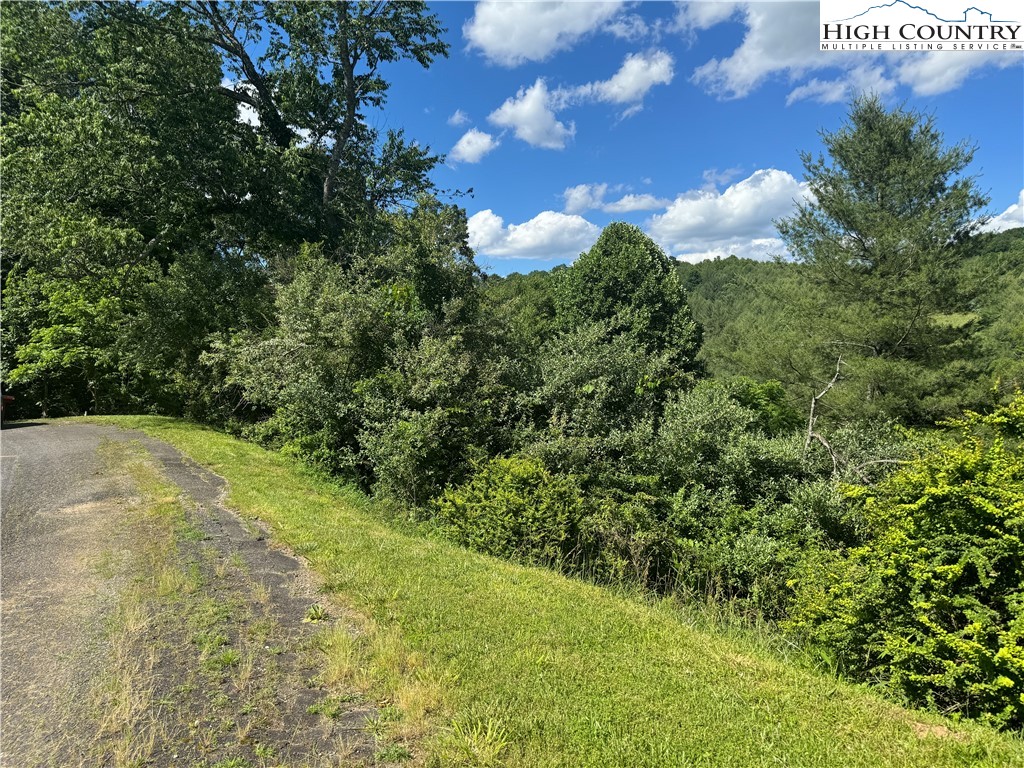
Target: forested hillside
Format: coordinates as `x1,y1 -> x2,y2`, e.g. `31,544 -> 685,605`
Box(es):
680,227 -> 1024,425
2,2 -> 1022,731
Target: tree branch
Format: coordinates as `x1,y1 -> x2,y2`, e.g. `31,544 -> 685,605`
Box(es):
805,356 -> 843,451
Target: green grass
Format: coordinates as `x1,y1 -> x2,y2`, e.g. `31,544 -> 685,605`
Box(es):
81,416 -> 1024,767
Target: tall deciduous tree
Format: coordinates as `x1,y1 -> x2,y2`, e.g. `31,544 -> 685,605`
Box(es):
557,223 -> 702,376
1,1 -> 451,415
165,0 -> 449,254
1,2 -> 262,414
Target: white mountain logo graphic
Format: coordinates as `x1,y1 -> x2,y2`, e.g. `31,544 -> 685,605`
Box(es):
834,1 -> 1017,23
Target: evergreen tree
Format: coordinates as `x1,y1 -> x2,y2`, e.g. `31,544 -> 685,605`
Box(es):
776,96 -> 989,424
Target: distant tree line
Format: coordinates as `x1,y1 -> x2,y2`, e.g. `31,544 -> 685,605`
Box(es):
2,2 -> 1021,729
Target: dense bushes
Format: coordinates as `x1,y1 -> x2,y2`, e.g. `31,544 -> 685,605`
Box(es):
436,377 -> 850,613
789,396 -> 1024,728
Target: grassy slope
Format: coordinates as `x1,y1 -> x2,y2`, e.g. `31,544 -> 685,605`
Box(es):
85,417 -> 1024,767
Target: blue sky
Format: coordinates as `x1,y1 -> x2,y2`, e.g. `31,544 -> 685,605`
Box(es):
373,1 -> 1024,275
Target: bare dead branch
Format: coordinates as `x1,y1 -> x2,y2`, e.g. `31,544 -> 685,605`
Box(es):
806,356 -> 843,451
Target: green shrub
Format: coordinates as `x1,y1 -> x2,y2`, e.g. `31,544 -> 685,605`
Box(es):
360,406 -> 475,506
580,489 -> 677,588
432,456 -> 586,567
789,395 -> 1024,728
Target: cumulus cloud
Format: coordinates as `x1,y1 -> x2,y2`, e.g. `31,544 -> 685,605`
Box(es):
567,50 -> 675,107
563,183 -> 610,214
692,3 -> 824,99
489,79 -> 576,149
449,128 -> 500,164
894,53 -> 1021,96
981,189 -> 1024,233
447,109 -> 470,127
647,168 -> 808,259
490,50 -> 674,150
468,209 -> 601,260
603,193 -> 671,213
787,64 -> 896,105
674,1 -> 742,33
563,183 -> 670,214
673,237 -> 787,263
464,0 -> 625,66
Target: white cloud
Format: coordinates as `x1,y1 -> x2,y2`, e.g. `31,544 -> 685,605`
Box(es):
222,78 -> 261,127
692,3 -> 824,99
785,77 -> 849,105
238,102 -> 260,127
787,64 -> 896,105
447,109 -> 470,127
674,1 -> 742,33
544,50 -> 675,121
468,209 -> 601,260
489,79 -> 576,149
488,51 -> 674,151
647,168 -> 808,258
674,237 -> 786,263
895,53 -> 1020,96
450,128 -> 500,164
605,13 -> 649,41
464,1 -> 625,66
563,183 -> 609,214
981,189 -> 1024,233
563,183 -> 669,214
603,193 -> 671,213
570,50 -> 675,106
702,166 -> 744,190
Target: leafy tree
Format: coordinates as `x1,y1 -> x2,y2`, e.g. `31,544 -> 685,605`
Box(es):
223,199 -> 485,497
557,223 -> 701,376
776,96 -> 989,424
162,0 -> 450,254
1,2 -> 263,414
1,1 -> 450,415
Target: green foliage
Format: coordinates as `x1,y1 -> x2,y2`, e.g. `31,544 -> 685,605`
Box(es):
649,382 -> 830,614
357,334 -> 482,505
775,96 -> 989,425
963,228 -> 1024,397
790,395 -> 1024,728
723,377 -> 804,436
433,456 -> 586,567
533,313 -> 680,438
223,209 -> 486,501
1,2 -> 268,414
557,223 -> 701,374
0,0 -> 449,416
